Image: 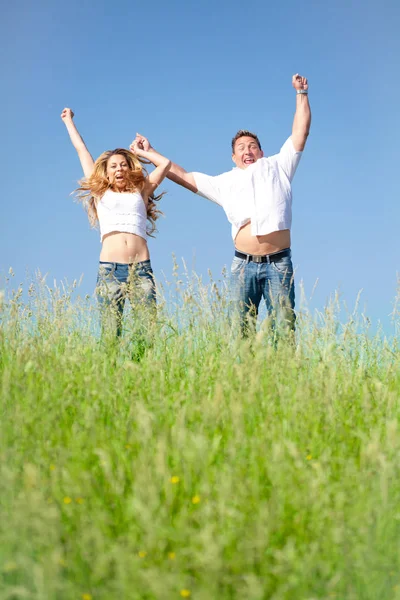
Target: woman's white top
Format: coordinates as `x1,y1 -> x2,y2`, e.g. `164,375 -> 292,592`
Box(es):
192,137 -> 302,240
96,189 -> 147,242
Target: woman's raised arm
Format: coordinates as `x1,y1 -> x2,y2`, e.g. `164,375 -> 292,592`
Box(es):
61,108 -> 95,179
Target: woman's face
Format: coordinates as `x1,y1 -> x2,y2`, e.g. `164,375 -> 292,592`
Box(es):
106,154 -> 129,190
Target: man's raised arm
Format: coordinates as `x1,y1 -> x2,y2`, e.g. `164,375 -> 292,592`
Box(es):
291,74 -> 311,151
167,161 -> 198,194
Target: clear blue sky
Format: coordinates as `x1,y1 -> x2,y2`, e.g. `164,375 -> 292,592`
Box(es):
2,0 -> 399,330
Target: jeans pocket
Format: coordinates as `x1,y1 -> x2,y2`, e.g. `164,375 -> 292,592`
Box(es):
139,265 -> 153,276
97,263 -> 114,281
271,257 -> 293,276
231,257 -> 245,275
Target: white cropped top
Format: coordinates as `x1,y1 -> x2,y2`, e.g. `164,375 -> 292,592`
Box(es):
96,189 -> 147,242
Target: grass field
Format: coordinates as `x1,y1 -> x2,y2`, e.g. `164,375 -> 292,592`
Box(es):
1,269 -> 400,600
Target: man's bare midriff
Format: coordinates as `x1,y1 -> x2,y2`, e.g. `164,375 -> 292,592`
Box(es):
99,232 -> 150,263
235,223 -> 291,255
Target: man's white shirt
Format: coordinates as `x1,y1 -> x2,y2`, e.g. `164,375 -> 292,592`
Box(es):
193,137 -> 302,241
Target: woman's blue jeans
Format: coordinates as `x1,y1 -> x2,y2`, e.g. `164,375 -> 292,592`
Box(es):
95,260 -> 156,337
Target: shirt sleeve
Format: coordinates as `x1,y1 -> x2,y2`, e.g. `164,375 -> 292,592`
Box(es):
271,136 -> 302,182
192,172 -> 223,206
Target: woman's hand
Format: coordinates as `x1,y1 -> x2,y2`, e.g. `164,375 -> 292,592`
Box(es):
130,139 -> 141,155
130,134 -> 171,194
61,107 -> 75,122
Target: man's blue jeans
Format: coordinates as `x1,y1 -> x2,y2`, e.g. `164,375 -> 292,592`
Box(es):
230,249 -> 296,334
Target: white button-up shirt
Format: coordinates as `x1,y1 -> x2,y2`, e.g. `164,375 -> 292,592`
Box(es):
193,137 -> 302,240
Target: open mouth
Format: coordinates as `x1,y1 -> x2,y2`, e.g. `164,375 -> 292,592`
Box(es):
243,157 -> 255,165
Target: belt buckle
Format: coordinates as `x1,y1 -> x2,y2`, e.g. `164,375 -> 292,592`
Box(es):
253,255 -> 264,263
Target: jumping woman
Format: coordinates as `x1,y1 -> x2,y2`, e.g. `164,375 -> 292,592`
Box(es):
61,108 -> 171,337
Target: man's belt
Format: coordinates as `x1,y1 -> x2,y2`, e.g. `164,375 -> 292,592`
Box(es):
234,248 -> 291,264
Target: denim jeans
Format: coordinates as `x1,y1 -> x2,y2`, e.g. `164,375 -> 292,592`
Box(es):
230,250 -> 295,334
96,260 -> 156,337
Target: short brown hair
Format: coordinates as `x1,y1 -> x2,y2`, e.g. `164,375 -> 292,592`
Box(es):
231,130 -> 262,152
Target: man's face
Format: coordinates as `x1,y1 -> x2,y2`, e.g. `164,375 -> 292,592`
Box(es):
232,136 -> 263,169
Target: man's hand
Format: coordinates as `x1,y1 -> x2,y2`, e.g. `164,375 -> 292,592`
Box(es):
292,74 -> 308,91
61,107 -> 74,122
130,133 -> 152,154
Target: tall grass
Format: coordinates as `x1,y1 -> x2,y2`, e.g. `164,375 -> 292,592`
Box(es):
1,266 -> 399,600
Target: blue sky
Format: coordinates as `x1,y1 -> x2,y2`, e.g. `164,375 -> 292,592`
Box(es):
2,0 -> 399,330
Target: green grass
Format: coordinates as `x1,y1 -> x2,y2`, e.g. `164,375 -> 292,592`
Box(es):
1,269 -> 400,600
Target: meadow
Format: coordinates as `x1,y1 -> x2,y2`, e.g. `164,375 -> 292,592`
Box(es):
1,266 -> 400,600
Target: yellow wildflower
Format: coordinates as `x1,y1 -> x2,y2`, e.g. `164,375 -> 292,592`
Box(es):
170,476 -> 180,484
63,497 -> 72,504
138,551 -> 147,558
76,497 -> 84,504
180,590 -> 191,598
192,495 -> 201,504
49,464 -> 56,471
168,552 -> 176,560
82,594 -> 92,600
306,455 -> 312,460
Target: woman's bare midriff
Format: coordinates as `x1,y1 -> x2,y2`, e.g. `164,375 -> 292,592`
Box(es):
235,223 -> 291,255
99,232 -> 150,263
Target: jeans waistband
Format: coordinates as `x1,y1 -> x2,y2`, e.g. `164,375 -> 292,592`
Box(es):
99,259 -> 151,268
234,248 -> 291,264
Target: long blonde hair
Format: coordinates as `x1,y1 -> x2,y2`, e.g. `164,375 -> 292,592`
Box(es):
76,148 -> 163,237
